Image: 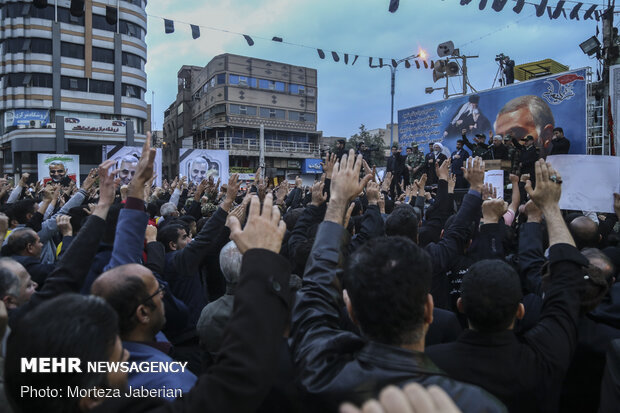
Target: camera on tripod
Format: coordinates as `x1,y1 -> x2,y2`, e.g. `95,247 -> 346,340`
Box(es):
495,53 -> 507,63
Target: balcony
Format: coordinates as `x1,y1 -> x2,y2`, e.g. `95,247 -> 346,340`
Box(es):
206,137 -> 320,158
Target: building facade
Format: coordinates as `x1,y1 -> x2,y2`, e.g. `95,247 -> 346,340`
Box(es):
0,0 -> 148,180
162,53 -> 321,182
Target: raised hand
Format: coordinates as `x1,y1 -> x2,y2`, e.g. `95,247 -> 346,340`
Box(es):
524,159 -> 562,213
462,157 -> 484,193
222,173 -> 240,211
145,224 -> 157,243
436,157 -> 451,182
127,132 -> 156,200
321,152 -> 337,179
311,181 -> 327,207
226,193 -> 286,254
481,183 -> 497,200
366,181 -> 380,205
82,168 -> 98,191
325,149 -> 372,225
94,160 -> 119,219
448,173 -> 456,193
481,198 -> 508,224
56,215 -> 73,237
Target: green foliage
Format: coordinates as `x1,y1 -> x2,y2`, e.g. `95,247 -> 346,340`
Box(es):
329,124 -> 386,167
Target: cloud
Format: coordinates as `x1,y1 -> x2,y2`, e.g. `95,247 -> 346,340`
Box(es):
144,0 -> 598,137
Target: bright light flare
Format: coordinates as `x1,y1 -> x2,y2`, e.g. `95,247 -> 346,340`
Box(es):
418,48 -> 428,61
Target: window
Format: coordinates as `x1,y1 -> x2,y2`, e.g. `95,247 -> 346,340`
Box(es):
90,79 -> 114,95
290,112 -> 315,122
229,74 -> 256,87
260,108 -> 285,119
61,42 -> 85,59
31,73 -> 53,88
31,38 -> 52,54
61,76 -> 87,91
119,20 -> 143,39
92,47 -> 114,64
121,84 -> 144,99
92,14 -> 116,32
229,104 -> 257,116
56,7 -> 85,26
258,79 -> 285,91
123,0 -> 143,7
122,52 -> 144,70
177,126 -> 184,138
290,84 -> 305,95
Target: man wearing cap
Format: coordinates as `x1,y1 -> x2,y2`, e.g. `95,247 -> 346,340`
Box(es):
461,130 -> 488,158
405,144 -> 425,184
450,140 -> 470,189
512,135 -> 539,183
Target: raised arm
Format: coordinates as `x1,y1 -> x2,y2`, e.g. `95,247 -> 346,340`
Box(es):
290,149 -> 372,388
9,160 -> 117,327
523,160 -> 587,377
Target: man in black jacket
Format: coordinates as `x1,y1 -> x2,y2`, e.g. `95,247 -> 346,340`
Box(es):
386,144 -> 405,198
549,127 -> 571,155
290,149 -> 505,412
426,160 -> 587,412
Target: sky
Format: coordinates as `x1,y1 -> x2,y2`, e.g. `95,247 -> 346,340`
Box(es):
143,0 -> 604,138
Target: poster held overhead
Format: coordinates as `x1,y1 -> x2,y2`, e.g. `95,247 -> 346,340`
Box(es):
546,155 -> 620,214
102,145 -> 162,187
37,154 -> 80,187
178,149 -> 229,186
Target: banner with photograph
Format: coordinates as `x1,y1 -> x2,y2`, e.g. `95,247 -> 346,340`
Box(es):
398,68 -> 587,155
37,154 -> 80,187
179,149 -> 229,186
102,145 -> 162,186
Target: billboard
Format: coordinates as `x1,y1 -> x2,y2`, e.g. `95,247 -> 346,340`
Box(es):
65,118 -> 126,134
102,145 -> 162,186
4,109 -> 50,127
398,68 -> 587,155
302,158 -> 323,174
37,154 -> 80,187
179,149 -> 229,186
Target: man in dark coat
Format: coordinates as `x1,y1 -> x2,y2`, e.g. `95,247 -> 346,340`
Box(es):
427,160 -> 587,413
386,144 -> 405,197
549,127 -> 571,155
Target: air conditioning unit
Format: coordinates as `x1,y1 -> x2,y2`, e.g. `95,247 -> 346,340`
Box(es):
29,120 -> 42,128
46,123 -> 56,129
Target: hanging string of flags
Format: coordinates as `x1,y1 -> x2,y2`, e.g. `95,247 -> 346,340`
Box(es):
458,0 -> 606,21
151,14 -> 434,71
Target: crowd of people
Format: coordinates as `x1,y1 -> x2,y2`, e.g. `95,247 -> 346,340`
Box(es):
385,126 -> 572,198
0,131 -> 619,413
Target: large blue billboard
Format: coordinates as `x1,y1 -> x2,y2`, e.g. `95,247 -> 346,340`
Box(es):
398,68 -> 587,154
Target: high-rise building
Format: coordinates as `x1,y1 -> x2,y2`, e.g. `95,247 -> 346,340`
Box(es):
162,53 -> 321,181
0,0 -> 148,180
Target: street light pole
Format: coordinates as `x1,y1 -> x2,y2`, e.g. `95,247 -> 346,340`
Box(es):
390,67 -> 395,148
386,53 -> 423,149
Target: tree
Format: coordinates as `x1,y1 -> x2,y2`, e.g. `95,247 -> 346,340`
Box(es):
330,124 -> 386,167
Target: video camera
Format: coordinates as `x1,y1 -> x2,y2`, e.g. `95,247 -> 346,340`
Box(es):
495,53 -> 507,62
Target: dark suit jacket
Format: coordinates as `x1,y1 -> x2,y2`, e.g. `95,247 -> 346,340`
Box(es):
549,136 -> 571,155
426,244 -> 588,413
92,249 -> 293,413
